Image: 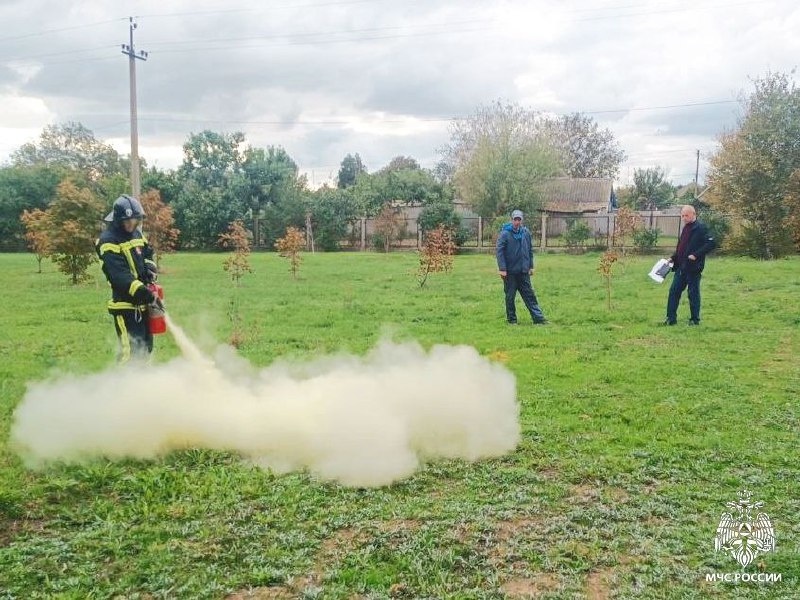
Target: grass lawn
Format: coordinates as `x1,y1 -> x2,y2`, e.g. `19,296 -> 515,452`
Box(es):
1,250 -> 799,599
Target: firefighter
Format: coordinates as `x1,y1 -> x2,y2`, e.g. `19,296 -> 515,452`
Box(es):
96,195 -> 160,363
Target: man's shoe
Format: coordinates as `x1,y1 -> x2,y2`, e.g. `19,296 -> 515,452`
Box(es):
660,319 -> 677,326
688,320 -> 700,326
533,319 -> 548,325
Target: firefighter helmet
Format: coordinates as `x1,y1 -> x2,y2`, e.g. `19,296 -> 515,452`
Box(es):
105,195 -> 145,224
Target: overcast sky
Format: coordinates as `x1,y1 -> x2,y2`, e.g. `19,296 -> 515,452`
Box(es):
1,0 -> 798,188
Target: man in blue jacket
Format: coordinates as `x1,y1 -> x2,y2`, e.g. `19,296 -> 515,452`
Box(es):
664,204 -> 716,325
496,209 -> 547,325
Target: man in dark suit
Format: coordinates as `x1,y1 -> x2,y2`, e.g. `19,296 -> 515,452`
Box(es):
664,205 -> 716,325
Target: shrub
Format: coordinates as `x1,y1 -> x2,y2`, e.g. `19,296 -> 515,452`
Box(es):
564,220 -> 591,253
632,228 -> 660,254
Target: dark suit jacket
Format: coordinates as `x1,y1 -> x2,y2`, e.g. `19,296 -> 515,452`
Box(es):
671,220 -> 716,273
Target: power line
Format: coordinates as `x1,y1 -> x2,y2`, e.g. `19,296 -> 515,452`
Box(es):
0,18 -> 124,44
2,21 -> 493,65
137,0 -> 390,18
74,99 -> 739,129
2,0 -> 776,52
584,99 -> 738,114
4,44 -> 118,63
144,18 -> 490,49
573,0 -> 774,21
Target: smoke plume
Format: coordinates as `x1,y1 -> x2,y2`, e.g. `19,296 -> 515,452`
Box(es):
11,319 -> 520,487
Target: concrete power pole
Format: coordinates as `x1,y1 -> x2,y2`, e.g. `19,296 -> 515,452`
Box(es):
121,17 -> 148,199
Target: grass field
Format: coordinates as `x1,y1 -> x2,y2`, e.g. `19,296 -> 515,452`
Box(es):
1,250 -> 799,599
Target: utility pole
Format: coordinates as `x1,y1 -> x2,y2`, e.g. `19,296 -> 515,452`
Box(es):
121,17 -> 148,199
694,149 -> 700,198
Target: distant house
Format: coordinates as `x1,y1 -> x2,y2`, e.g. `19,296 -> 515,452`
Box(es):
539,177 -> 615,216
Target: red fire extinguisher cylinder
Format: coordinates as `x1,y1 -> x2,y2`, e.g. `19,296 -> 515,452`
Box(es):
147,283 -> 167,335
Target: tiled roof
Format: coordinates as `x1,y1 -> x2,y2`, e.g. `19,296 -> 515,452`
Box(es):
540,177 -> 613,213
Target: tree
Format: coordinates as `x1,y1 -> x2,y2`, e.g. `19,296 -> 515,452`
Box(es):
45,180 -> 105,284
706,71 -> 800,258
455,134 -> 561,217
418,201 -> 462,234
337,153 -> 366,189
349,161 -> 445,217
233,146 -> 308,248
20,209 -> 51,272
379,156 -> 420,173
0,164 -> 62,251
172,183 -> 240,249
597,251 -> 620,310
142,166 -> 181,207
219,220 -> 253,286
631,167 -> 674,209
611,206 -> 640,255
417,225 -> 456,288
563,219 -> 591,253
308,186 -> 360,251
275,227 -> 304,278
442,101 -> 563,217
173,131 -> 249,248
373,203 -> 405,252
11,122 -> 124,181
139,190 -> 179,267
177,130 -> 246,188
784,169 -> 800,250
541,113 -> 626,179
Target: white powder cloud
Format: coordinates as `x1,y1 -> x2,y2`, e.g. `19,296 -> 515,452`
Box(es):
11,319 -> 520,487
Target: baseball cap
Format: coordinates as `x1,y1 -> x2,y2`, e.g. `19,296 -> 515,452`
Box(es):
511,210 -> 524,219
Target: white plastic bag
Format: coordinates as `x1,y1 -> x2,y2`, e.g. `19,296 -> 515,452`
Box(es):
648,258 -> 672,283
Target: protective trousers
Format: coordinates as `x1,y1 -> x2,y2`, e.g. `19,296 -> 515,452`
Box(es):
111,309 -> 153,363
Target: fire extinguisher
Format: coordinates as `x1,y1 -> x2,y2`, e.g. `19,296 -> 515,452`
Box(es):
147,283 -> 167,335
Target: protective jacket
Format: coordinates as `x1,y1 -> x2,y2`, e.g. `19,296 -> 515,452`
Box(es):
96,225 -> 157,312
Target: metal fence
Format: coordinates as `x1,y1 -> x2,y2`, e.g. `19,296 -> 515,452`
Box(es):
331,212 -> 683,252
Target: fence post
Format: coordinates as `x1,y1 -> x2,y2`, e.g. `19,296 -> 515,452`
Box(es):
540,213 -> 547,249
478,216 -> 483,248
360,217 -> 366,251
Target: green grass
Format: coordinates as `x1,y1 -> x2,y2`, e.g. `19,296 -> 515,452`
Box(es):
1,250 -> 799,599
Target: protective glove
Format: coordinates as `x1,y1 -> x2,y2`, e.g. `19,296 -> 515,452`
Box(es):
133,285 -> 157,305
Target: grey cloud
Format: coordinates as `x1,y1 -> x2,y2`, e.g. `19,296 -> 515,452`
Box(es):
637,104 -> 741,137
1,0 -> 799,178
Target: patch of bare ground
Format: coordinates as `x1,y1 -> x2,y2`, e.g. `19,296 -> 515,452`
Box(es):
567,485 -> 629,505
500,573 -> 560,598
225,587 -> 295,600
0,518 -> 47,547
240,520 -> 422,597
585,555 -> 637,600
486,516 -> 545,571
537,467 -> 559,481
585,568 -> 612,600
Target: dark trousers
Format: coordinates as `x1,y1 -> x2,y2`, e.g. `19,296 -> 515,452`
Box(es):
666,268 -> 702,323
111,309 -> 153,363
503,273 -> 546,323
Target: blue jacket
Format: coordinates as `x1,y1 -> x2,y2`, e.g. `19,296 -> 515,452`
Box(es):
496,223 -> 534,273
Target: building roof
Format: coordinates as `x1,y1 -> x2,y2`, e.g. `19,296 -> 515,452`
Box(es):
540,177 -> 613,213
